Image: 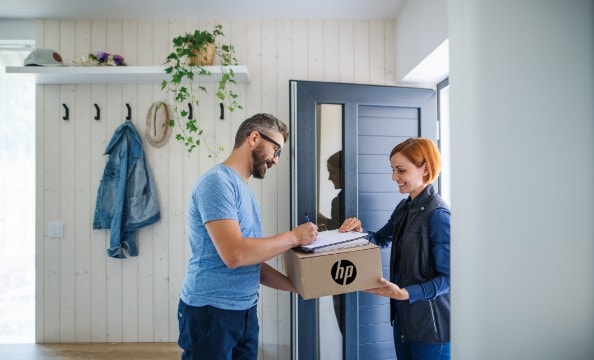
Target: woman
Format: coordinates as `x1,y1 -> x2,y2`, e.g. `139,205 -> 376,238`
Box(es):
317,150 -> 342,231
340,137 -> 450,360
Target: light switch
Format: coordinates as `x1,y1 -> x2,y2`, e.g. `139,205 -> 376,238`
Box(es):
48,221 -> 64,238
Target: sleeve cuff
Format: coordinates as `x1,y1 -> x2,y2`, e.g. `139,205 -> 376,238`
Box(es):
406,284 -> 424,303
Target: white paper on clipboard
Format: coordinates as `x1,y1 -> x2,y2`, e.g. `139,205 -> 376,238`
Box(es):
299,229 -> 369,252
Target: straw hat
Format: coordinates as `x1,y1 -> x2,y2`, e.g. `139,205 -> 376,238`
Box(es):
145,101 -> 172,148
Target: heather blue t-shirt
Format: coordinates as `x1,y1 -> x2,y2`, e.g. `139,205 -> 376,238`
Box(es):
180,164 -> 262,310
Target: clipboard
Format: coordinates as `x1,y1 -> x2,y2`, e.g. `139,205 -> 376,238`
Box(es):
299,229 -> 369,253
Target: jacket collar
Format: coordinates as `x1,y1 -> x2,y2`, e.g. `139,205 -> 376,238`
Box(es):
407,184 -> 436,212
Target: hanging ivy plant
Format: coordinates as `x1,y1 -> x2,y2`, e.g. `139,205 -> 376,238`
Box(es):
162,24 -> 242,154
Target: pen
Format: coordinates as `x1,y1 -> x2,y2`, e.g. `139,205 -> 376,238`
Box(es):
304,212 -> 310,223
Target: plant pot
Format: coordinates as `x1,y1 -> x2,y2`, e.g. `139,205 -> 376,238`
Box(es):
189,43 -> 216,66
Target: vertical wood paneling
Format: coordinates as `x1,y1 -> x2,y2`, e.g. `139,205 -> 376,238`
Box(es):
58,82 -> 76,343
214,18 -> 234,159
121,20 -> 141,344
354,20 -> 371,84
41,19 -> 61,343
339,21 -> 355,83
122,85 -> 140,343
369,20 -> 386,85
148,18 -> 179,343
58,20 -> 77,343
73,20 -> 92,343
166,19 -> 185,341
43,84 -> 61,342
89,84 -> 108,343
73,83 -> 92,342
137,83 -> 156,342
244,19 -> 265,357
384,20 -> 396,85
276,21 -> 293,360
35,84 -> 45,343
36,19 -> 397,355
276,21 -> 292,235
136,20 -> 156,343
292,20 -> 309,81
102,19 -> 126,344
89,19 -> 109,343
151,20 -> 170,341
105,84 -> 123,342
323,20 -> 340,82
308,20 -> 324,80
260,20 -> 280,359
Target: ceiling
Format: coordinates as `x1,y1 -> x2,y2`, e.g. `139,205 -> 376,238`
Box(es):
0,0 -> 408,20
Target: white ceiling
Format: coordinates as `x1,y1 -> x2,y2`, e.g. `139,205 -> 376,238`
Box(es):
0,0 -> 408,20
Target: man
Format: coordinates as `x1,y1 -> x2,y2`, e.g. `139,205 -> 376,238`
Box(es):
178,113 -> 318,360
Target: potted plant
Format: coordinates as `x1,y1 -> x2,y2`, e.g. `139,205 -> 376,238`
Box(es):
162,24 -> 242,154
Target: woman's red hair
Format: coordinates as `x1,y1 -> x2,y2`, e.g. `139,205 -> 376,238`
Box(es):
390,137 -> 442,184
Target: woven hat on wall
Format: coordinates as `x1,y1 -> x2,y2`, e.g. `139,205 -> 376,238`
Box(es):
145,101 -> 172,148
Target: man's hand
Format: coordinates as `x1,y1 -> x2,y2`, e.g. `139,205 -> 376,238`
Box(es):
291,222 -> 318,246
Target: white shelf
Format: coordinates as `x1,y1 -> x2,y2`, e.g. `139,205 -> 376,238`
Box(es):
4,65 -> 250,85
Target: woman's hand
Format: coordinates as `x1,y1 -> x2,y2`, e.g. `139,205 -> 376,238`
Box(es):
365,277 -> 409,300
338,217 -> 362,233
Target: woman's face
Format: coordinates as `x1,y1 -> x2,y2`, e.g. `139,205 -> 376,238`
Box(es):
390,152 -> 427,199
327,165 -> 341,189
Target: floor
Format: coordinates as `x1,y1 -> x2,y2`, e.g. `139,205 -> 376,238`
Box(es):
0,342 -> 182,359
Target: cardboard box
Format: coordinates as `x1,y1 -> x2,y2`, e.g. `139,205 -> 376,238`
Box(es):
283,243 -> 382,300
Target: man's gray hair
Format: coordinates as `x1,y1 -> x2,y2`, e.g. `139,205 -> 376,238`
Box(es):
233,113 -> 289,149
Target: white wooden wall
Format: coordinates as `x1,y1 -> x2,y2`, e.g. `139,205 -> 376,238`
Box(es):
35,18 -> 396,359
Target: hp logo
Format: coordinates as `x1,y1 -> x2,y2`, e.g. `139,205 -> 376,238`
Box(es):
331,260 -> 357,285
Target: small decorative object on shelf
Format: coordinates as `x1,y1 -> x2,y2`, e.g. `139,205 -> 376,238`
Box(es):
71,51 -> 126,67
162,23 -> 242,155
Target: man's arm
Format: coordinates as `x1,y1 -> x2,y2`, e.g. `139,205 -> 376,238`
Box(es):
205,219 -> 317,268
260,262 -> 296,292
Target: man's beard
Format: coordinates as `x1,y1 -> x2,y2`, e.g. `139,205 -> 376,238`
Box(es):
252,145 -> 273,179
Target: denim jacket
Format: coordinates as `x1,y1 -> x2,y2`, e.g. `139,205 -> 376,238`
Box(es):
93,121 -> 160,258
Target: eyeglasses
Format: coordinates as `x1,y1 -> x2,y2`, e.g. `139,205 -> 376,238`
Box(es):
257,131 -> 283,158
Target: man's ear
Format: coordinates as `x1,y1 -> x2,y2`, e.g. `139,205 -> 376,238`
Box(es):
246,130 -> 259,147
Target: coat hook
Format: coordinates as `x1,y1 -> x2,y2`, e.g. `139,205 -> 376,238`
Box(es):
126,103 -> 131,121
219,103 -> 224,120
94,104 -> 100,120
62,103 -> 69,120
188,103 -> 193,120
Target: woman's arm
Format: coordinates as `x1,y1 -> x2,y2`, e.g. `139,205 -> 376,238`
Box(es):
406,208 -> 451,303
368,203 -> 402,248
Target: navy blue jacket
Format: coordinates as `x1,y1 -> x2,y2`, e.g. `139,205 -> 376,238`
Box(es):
371,184 -> 450,343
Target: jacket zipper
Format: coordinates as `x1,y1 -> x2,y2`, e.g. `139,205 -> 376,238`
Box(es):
428,300 -> 438,335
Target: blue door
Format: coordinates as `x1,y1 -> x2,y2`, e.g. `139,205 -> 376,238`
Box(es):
289,80 -> 436,360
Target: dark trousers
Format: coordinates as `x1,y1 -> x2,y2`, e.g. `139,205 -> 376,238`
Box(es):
178,299 -> 259,360
393,322 -> 450,360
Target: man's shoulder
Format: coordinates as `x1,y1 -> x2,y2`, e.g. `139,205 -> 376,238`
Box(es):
195,165 -> 241,196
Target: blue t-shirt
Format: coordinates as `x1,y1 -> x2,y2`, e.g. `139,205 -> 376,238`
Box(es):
180,164 -> 262,310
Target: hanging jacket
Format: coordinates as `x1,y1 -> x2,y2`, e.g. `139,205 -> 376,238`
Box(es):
93,121 -> 160,258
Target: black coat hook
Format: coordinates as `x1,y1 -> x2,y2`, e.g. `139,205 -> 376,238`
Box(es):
219,103 -> 224,120
62,103 -> 69,120
126,103 -> 131,121
94,104 -> 100,120
188,103 -> 193,120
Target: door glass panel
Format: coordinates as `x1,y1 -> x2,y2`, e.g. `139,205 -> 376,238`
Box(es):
317,104 -> 343,359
